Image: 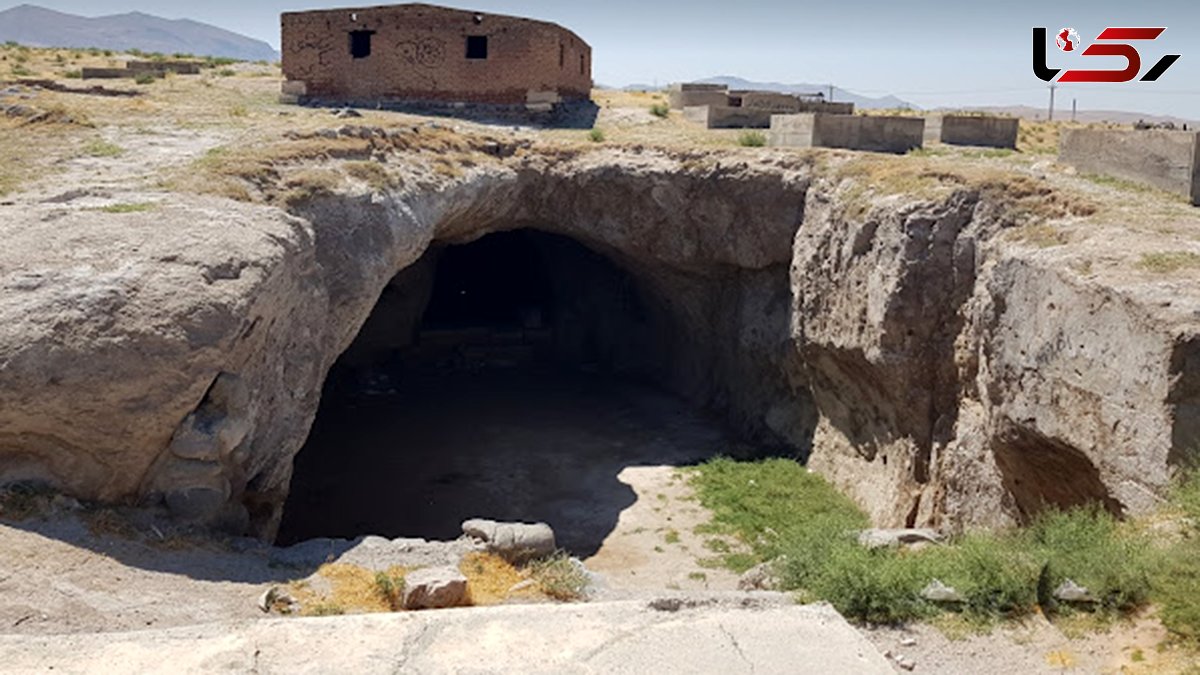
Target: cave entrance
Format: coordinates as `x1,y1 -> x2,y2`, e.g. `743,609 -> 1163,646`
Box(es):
276,230 -> 733,553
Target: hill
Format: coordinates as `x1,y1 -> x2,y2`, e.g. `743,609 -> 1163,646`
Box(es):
0,4 -> 278,61
694,76 -> 915,110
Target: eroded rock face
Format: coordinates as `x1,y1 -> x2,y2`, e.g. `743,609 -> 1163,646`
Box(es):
1,140 -> 1197,537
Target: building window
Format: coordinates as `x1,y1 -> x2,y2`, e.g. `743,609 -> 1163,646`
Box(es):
559,43 -> 565,68
349,30 -> 374,59
579,54 -> 585,75
466,35 -> 488,60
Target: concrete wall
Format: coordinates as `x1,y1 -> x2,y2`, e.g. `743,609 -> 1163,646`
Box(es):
770,113 -> 925,154
684,105 -> 774,129
281,4 -> 592,105
668,83 -> 729,110
669,89 -> 731,110
925,115 -> 1019,149
1060,129 -> 1200,205
127,61 -> 202,75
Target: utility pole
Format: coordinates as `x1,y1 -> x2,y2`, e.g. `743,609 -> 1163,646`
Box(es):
1048,84 -> 1057,122
829,84 -> 834,102
1071,98 -> 1077,123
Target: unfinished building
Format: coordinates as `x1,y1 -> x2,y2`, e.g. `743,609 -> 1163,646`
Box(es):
925,114 -> 1019,149
671,82 -> 854,129
769,113 -> 925,154
1060,129 -> 1200,206
280,3 -> 592,108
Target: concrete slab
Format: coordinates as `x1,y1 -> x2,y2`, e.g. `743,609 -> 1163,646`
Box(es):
1060,128 -> 1200,205
0,597 -> 892,674
925,114 -> 1019,149
770,113 -> 924,154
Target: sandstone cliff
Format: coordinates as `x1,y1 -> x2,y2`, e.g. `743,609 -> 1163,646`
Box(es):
2,126 -> 1197,536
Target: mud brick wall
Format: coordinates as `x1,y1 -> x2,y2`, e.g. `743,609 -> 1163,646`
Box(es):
282,4 -> 592,105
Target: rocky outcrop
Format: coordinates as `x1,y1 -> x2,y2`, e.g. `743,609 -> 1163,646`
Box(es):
1,132 -> 1197,537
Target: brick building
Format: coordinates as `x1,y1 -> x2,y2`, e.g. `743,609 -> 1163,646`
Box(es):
281,3 -> 592,107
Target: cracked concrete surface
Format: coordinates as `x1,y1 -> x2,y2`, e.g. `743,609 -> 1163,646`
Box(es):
0,597 -> 892,674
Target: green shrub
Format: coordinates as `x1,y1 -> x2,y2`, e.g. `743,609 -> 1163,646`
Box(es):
650,103 -> 670,119
1155,471 -> 1200,638
691,458 -> 1166,627
217,68 -> 237,78
921,533 -> 1038,618
692,457 -> 867,564
737,131 -> 767,147
63,70 -> 83,79
133,73 -> 157,86
806,544 -> 934,624
528,552 -> 589,601
373,571 -> 406,611
587,128 -> 606,143
1024,509 -> 1155,614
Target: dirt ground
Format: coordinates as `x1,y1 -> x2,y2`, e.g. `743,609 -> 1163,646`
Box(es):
279,366 -> 743,593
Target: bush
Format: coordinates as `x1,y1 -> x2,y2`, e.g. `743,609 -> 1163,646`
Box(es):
133,73 -> 156,86
738,131 -> 767,147
691,457 -> 1165,627
217,69 -> 237,78
63,70 -> 82,79
1024,508 -> 1155,614
528,552 -> 589,601
650,103 -> 670,119
806,545 -> 933,624
921,533 -> 1039,618
1156,471 -> 1200,638
587,128 -> 605,143
373,571 -> 406,611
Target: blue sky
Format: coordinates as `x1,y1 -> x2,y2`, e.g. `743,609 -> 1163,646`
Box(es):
5,0 -> 1199,118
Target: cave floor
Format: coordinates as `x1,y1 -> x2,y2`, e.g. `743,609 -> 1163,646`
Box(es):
278,365 -> 744,592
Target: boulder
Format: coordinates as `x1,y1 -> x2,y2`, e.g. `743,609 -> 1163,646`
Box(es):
462,519 -> 556,563
402,567 -> 468,610
1053,579 -> 1096,604
920,579 -> 963,603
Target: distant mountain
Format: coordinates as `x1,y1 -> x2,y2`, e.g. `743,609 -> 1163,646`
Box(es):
694,76 -> 915,110
0,4 -> 278,61
951,105 -> 1197,127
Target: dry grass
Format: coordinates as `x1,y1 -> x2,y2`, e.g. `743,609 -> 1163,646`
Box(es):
833,153 -> 1097,225
527,552 -> 590,601
290,563 -> 408,615
1011,223 -> 1072,248
1137,252 -> 1200,274
460,551 -> 540,606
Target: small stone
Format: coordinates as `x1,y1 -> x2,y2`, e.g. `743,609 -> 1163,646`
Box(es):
920,579 -> 963,603
258,586 -> 297,614
858,529 -> 942,550
738,561 -> 780,591
402,567 -> 468,610
1053,579 -> 1096,603
900,638 -> 917,648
